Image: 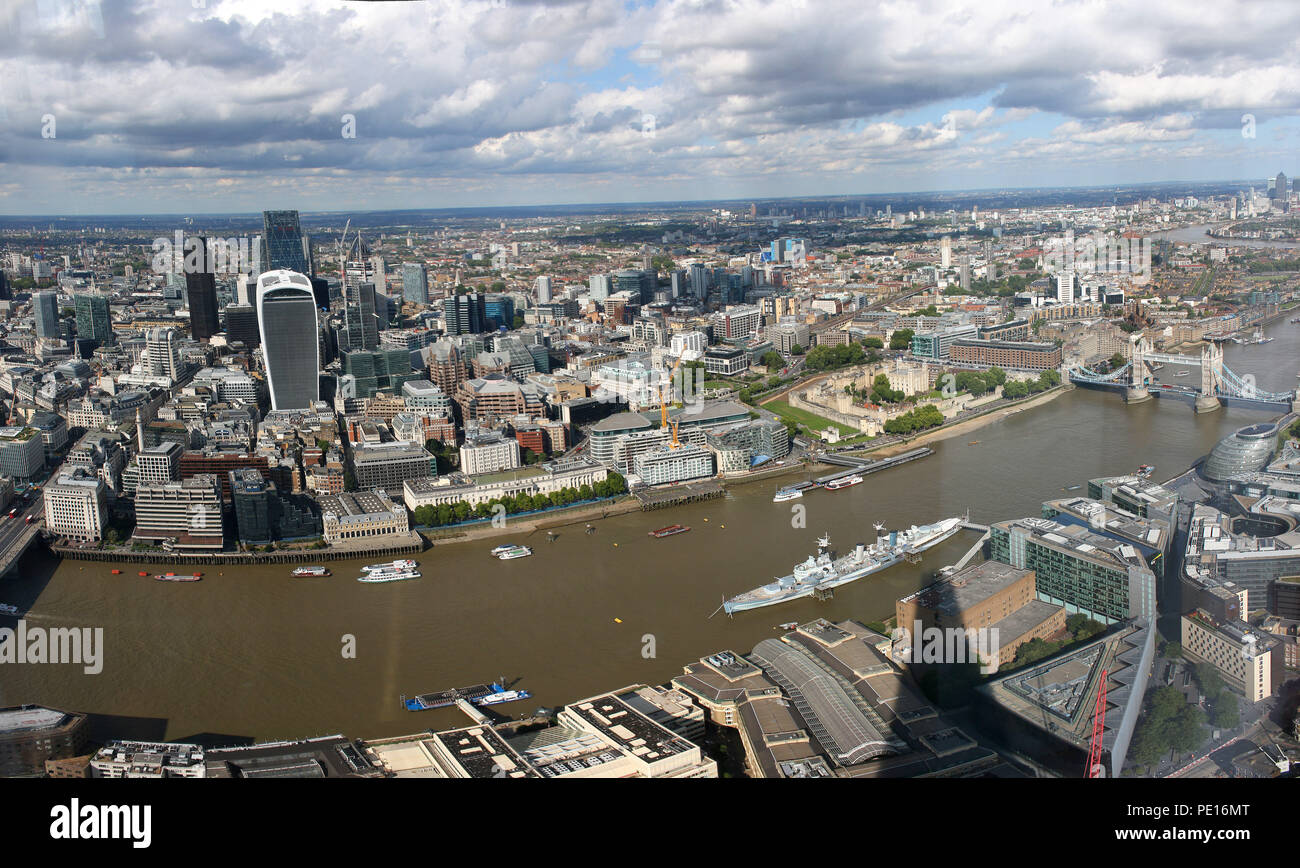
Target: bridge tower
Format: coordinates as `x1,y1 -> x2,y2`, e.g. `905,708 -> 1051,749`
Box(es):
1125,335 -> 1151,403
1196,339 -> 1223,414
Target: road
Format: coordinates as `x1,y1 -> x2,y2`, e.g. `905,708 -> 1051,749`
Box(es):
0,488 -> 44,576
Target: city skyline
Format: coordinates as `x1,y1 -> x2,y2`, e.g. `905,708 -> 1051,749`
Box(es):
2,0 -> 1300,214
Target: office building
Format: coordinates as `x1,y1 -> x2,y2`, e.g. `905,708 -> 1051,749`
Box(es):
0,426 -> 45,480
342,281 -> 379,351
401,263 -> 428,306
318,490 -> 410,542
230,468 -> 320,544
137,442 -> 183,485
459,431 -> 521,476
896,560 -> 1066,667
73,293 -> 114,348
257,270 -> 320,410
0,706 -> 90,777
183,236 -> 220,340
350,442 -> 436,489
132,474 -> 224,550
33,291 -> 59,340
910,324 -> 978,360
261,210 -> 310,275
43,471 -> 108,541
989,516 -> 1157,624
444,292 -> 488,335
1182,610 -> 1275,702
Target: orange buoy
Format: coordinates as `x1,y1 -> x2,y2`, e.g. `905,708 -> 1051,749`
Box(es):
138,571 -> 147,577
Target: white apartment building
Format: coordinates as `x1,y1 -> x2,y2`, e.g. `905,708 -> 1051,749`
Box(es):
459,433 -> 521,477
44,472 -> 108,541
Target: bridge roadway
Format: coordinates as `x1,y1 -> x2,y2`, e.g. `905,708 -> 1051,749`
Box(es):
0,489 -> 44,578
1069,371 -> 1295,411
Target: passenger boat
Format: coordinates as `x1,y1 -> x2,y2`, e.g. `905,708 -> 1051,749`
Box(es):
361,559 -> 418,572
292,566 -> 331,577
823,474 -> 863,490
773,488 -> 804,503
649,524 -> 690,538
496,545 -> 533,560
155,574 -> 201,583
357,570 -> 421,584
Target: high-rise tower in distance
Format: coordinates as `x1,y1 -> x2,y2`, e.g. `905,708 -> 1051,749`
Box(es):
257,270 -> 320,410
183,235 -> 220,341
262,210 -> 311,275
34,291 -> 60,339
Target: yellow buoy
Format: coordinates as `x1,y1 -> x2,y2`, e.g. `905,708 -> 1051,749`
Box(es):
613,542 -> 619,547
720,525 -> 726,529
614,618 -> 623,623
703,518 -> 709,522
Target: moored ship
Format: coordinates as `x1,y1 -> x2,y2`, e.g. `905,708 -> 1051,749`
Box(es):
292,566 -> 331,577
649,524 -> 690,538
772,488 -> 803,503
357,569 -> 421,584
361,559 -> 418,572
721,517 -> 964,614
404,682 -> 522,711
155,574 -> 201,583
823,474 -> 863,491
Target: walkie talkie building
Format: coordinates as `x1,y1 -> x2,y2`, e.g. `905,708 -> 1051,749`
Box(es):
257,270 -> 319,410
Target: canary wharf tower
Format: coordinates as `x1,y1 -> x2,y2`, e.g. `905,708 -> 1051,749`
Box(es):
257,270 -> 319,410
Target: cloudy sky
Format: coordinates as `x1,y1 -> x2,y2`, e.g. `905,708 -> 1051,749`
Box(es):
0,0 -> 1298,215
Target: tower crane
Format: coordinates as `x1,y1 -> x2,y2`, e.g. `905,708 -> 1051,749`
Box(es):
659,354 -> 686,449
1086,669 -> 1109,778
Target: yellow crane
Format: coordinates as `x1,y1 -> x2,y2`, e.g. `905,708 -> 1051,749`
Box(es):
660,354 -> 686,449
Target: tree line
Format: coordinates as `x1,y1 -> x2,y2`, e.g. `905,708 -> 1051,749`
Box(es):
412,473 -> 628,527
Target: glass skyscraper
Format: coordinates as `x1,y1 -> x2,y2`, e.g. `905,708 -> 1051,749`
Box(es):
34,291 -> 60,339
342,282 -> 379,350
401,263 -> 428,305
183,235 -> 220,341
74,293 -> 114,347
257,270 -> 320,410
261,210 -> 311,275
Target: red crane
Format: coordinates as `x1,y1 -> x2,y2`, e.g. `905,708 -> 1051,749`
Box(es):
1086,669 -> 1109,778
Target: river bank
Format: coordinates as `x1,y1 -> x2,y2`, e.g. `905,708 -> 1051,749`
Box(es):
847,384 -> 1073,459
420,496 -> 643,545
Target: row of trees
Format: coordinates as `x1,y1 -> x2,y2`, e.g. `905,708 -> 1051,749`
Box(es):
805,342 -> 865,371
411,473 -> 628,527
883,404 -> 944,435
1001,370 -> 1060,399
951,367 -> 1007,397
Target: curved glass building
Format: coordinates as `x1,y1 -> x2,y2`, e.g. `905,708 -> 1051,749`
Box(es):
1203,422 -> 1278,481
257,270 -> 319,410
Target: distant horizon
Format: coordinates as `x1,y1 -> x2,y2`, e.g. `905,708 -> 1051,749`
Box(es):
0,175 -> 1281,222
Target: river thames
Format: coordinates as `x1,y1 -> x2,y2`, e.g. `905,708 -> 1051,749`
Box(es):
0,317 -> 1295,743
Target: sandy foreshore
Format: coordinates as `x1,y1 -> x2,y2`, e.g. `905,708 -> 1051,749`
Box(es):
421,496 -> 643,546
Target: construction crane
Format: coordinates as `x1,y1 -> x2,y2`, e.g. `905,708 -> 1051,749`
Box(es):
334,218 -> 352,290
1086,669 -> 1109,778
659,354 -> 686,449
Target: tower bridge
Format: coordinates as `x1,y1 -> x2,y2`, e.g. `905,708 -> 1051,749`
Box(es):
1067,335 -> 1297,414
